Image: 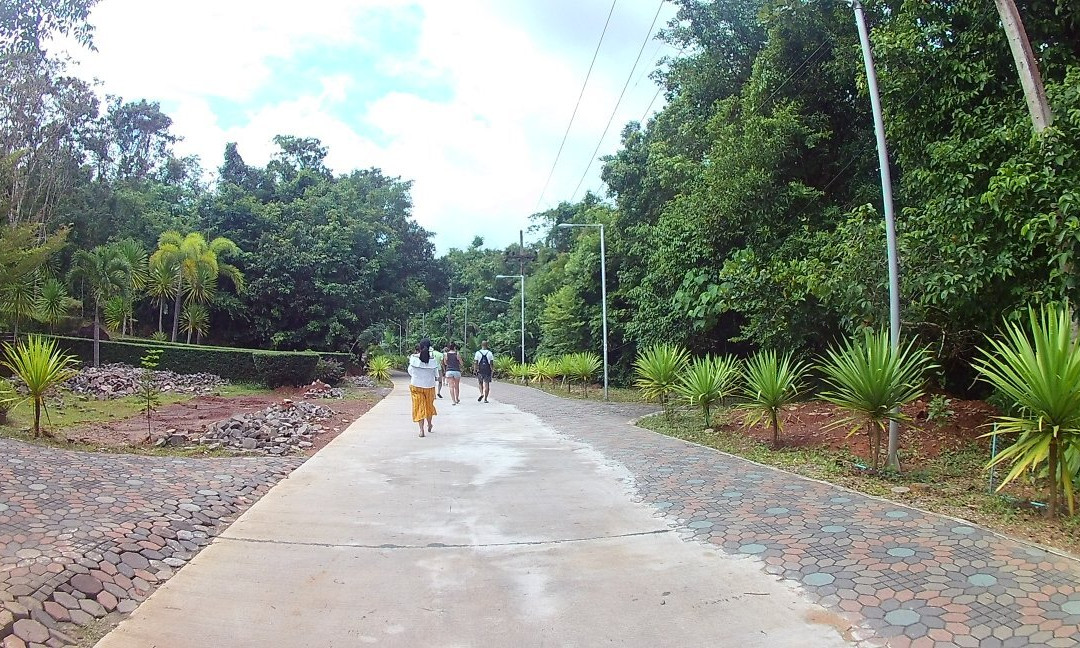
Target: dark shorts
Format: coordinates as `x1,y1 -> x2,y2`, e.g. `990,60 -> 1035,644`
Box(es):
477,371 -> 492,384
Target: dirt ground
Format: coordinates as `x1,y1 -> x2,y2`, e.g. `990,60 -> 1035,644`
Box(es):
63,386 -> 390,456
727,396 -> 997,464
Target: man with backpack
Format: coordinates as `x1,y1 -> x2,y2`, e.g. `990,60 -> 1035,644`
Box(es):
474,340 -> 494,403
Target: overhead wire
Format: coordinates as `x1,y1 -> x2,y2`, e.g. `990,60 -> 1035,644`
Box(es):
570,0 -> 667,202
534,0 -> 620,212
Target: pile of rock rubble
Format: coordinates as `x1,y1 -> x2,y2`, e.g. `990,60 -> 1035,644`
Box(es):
198,400 -> 334,455
66,363 -> 226,399
303,380 -> 344,399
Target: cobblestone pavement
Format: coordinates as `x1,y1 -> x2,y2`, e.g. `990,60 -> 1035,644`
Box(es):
0,437 -> 300,647
496,382 -> 1080,648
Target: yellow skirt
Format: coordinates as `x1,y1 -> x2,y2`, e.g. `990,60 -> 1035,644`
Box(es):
410,385 -> 437,422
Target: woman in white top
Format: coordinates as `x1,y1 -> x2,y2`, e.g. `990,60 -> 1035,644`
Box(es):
407,338 -> 439,437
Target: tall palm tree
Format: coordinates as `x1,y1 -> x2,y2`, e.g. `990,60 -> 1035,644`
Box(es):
145,254 -> 177,334
68,245 -> 130,366
34,277 -> 77,332
112,239 -> 148,335
2,274 -> 38,338
153,231 -> 243,343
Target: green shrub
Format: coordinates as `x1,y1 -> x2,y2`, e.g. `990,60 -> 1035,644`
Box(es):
368,355 -> 393,382
252,351 -> 319,388
314,358 -> 346,385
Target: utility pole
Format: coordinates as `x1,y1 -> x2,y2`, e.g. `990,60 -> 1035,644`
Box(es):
994,0 -> 1052,133
851,0 -> 903,471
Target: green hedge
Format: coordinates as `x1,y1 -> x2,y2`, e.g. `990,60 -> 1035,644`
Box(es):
48,336 -> 347,386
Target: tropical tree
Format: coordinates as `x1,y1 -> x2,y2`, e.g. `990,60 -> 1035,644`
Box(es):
817,329 -> 934,472
973,304 -> 1080,517
67,244 -> 130,366
153,231 -> 243,342
34,277 -> 76,331
677,355 -> 740,428
740,350 -> 808,448
1,274 -> 37,338
634,343 -> 690,414
145,254 -> 177,334
2,335 -> 80,436
180,303 -> 210,344
112,238 -> 148,335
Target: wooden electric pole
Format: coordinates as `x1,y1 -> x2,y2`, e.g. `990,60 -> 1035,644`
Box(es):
994,0 -> 1053,132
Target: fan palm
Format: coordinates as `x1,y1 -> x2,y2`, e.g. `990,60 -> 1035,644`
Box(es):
817,329 -> 934,472
2,274 -> 37,338
2,335 -> 80,436
740,350 -> 809,448
153,231 -> 243,342
145,255 -> 178,334
634,343 -> 690,414
973,304 -> 1080,517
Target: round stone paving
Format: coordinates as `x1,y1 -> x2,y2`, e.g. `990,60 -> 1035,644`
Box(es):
968,574 -> 998,587
765,507 -> 789,515
821,525 -> 845,533
887,548 -> 916,558
804,572 -> 835,586
884,609 -> 921,626
951,525 -> 975,534
739,543 -> 767,554
884,510 -> 909,519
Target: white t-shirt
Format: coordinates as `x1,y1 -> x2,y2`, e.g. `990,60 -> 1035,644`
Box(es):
474,349 -> 494,372
407,354 -> 439,388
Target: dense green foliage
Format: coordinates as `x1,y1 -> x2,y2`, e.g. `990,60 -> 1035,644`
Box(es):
252,351 -> 319,388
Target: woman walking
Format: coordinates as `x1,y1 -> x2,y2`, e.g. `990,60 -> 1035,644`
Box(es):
407,339 -> 439,437
443,342 -> 463,404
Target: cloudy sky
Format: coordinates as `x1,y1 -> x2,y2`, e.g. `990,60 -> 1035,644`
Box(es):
61,0 -> 679,252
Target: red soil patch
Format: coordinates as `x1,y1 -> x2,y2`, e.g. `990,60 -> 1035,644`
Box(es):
726,396 -> 998,464
63,386 -> 388,456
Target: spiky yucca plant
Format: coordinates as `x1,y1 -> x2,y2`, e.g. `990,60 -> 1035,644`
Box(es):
634,343 -> 689,414
367,355 -> 393,382
675,355 -> 740,427
974,304 -> 1080,517
566,352 -> 602,396
530,356 -> 559,385
817,329 -> 933,472
740,350 -> 808,448
2,335 -> 80,436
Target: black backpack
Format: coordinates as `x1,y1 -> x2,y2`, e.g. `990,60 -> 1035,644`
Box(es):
477,351 -> 492,373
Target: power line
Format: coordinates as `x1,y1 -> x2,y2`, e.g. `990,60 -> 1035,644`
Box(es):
571,0 -> 667,201
534,0 -> 620,212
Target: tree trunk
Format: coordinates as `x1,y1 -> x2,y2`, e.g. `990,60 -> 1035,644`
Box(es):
157,299 -> 164,333
171,281 -> 182,342
93,307 -> 101,368
772,411 -> 780,448
186,327 -> 192,344
33,398 -> 41,437
1047,437 -> 1059,518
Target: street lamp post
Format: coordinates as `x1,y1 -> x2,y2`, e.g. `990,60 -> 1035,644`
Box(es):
493,274 -> 526,363
448,297 -> 468,348
558,223 -> 608,401
411,312 -> 427,340
388,320 -> 403,355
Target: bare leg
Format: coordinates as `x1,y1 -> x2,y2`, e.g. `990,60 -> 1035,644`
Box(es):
426,416 -> 434,433
418,421 -> 425,437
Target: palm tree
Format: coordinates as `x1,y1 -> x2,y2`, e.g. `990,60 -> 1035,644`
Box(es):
180,303 -> 210,344
112,239 -> 148,335
153,231 -> 243,343
2,335 -> 79,436
68,245 -> 130,367
34,277 -> 77,332
146,251 -> 178,334
2,274 -> 38,338
740,350 -> 809,448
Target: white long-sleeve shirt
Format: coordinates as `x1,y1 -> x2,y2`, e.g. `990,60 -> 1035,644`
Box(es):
407,354 -> 439,388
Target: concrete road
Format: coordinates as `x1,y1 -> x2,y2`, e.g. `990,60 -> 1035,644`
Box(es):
95,380 -> 852,647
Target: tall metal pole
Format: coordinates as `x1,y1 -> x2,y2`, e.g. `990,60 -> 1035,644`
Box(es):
464,298 -> 468,350
852,0 -> 903,471
519,280 -> 526,363
598,225 -> 609,401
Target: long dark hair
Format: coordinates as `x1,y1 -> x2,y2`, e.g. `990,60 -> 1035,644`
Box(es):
419,338 -> 431,363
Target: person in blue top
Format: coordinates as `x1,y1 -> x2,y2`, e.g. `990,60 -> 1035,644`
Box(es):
474,340 -> 494,403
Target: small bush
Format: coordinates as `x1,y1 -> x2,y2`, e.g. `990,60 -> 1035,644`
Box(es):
368,355 -> 393,382
314,358 -> 346,385
927,394 -> 954,423
252,351 -> 319,388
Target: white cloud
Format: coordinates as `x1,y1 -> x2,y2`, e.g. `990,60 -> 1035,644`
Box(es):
62,0 -> 679,251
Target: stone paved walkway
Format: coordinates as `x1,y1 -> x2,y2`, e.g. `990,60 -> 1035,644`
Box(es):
0,438 -> 299,646
496,382 -> 1080,648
